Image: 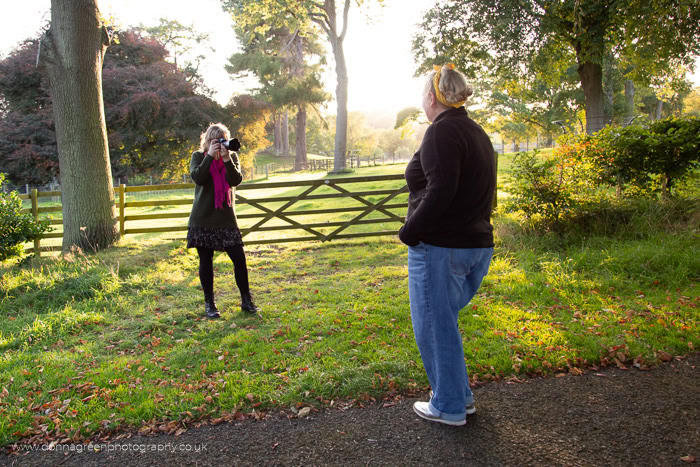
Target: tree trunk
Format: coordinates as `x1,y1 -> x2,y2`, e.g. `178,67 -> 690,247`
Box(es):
274,112 -> 282,155
332,42 -> 348,172
578,62 -> 607,134
625,80 -> 635,125
603,56 -> 615,124
295,105 -> 308,171
661,174 -> 670,199
43,0 -> 118,252
655,100 -> 663,120
315,0 -> 349,173
282,111 -> 290,155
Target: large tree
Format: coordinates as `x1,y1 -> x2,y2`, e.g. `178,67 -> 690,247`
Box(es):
0,30 -> 225,185
226,23 -> 328,170
0,39 -> 58,185
486,44 -> 583,141
41,0 -> 118,251
413,0 -> 700,134
222,0 -> 384,171
103,30 -> 225,179
134,18 -> 213,96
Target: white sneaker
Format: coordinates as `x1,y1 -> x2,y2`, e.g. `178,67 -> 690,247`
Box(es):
429,390 -> 476,415
413,401 -> 466,426
465,401 -> 477,415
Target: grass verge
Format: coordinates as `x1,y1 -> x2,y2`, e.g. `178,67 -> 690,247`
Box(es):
1,211 -> 697,446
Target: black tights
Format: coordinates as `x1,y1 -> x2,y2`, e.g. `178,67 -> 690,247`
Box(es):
196,245 -> 250,302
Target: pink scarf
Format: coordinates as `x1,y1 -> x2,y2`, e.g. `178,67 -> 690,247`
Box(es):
209,158 -> 232,209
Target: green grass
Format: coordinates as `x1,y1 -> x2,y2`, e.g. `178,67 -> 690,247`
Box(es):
254,151 -> 332,167
1,160 -> 698,447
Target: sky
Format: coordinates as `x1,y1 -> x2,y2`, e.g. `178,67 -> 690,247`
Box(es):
0,0 -> 435,126
1,0 -> 698,127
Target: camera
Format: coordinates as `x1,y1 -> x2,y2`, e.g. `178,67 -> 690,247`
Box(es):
218,138 -> 241,151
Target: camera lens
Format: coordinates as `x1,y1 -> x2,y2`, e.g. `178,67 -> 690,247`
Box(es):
216,138 -> 240,151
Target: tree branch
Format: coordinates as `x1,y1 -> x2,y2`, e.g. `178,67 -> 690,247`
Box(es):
309,10 -> 331,29
339,0 -> 351,42
310,15 -> 331,37
279,29 -> 300,54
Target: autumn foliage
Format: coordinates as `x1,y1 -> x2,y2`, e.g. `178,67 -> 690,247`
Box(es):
506,116 -> 700,231
0,30 -> 268,186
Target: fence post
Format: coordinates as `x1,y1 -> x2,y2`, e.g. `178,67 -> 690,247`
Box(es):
119,184 -> 126,237
31,188 -> 40,257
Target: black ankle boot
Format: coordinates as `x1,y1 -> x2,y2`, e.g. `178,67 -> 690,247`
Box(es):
241,293 -> 259,314
205,300 -> 220,319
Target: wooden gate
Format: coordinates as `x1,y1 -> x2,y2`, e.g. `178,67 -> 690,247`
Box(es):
22,174 -> 410,253
234,174 -> 408,245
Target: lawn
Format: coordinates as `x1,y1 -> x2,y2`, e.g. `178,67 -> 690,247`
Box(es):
1,159 -> 697,447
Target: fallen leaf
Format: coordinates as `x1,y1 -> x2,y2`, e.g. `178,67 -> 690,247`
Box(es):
297,407 -> 311,418
658,352 -> 672,362
680,455 -> 695,463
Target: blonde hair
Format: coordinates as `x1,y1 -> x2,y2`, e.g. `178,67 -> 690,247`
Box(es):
199,123 -> 231,153
425,65 -> 473,108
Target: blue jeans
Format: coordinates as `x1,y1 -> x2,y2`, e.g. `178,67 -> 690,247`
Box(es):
408,242 -> 493,421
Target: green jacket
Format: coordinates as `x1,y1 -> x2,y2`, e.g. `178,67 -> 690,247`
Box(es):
188,151 -> 243,229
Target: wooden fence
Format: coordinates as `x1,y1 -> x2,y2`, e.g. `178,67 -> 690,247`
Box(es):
21,174 -> 410,255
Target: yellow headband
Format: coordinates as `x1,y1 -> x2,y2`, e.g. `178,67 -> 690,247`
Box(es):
432,63 -> 465,108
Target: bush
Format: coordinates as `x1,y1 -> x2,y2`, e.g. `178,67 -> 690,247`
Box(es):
0,173 -> 52,261
647,117 -> 700,196
504,148 -> 597,231
582,116 -> 700,197
503,117 -> 700,234
582,125 -> 652,195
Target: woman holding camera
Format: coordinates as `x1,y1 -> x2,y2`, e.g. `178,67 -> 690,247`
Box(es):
187,123 -> 260,318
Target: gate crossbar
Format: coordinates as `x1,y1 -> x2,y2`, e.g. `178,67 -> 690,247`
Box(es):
323,184 -> 409,242
233,177 -> 408,243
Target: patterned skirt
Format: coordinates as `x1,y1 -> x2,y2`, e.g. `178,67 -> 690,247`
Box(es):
186,225 -> 244,251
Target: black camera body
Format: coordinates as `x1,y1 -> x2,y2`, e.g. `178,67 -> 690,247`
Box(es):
218,138 -> 241,151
